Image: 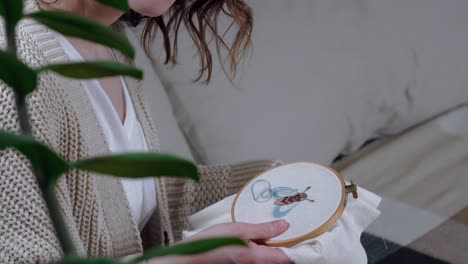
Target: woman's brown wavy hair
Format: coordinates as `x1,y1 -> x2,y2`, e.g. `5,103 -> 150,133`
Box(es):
121,0 -> 253,83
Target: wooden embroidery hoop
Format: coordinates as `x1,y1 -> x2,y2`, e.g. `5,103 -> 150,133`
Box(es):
231,162 -> 358,248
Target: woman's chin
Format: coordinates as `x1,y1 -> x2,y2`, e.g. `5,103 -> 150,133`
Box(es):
130,0 -> 176,17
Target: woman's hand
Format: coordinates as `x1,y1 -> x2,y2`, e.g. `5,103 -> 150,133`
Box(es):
149,220 -> 293,264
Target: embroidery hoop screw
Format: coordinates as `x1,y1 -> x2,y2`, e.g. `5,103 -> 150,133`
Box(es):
345,180 -> 359,199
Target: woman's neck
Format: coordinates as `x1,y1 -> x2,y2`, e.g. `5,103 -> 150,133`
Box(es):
36,0 -> 125,26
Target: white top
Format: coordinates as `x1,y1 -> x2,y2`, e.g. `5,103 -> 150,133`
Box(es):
55,33 -> 157,231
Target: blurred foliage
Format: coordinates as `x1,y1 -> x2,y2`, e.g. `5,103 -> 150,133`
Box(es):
0,0 -> 246,263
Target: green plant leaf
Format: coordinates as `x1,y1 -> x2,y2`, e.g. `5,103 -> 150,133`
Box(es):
0,131 -> 70,186
38,62 -> 143,80
51,257 -> 120,264
73,153 -> 200,181
0,0 -> 23,33
0,50 -> 38,103
95,0 -> 129,12
27,11 -> 135,59
133,238 -> 247,263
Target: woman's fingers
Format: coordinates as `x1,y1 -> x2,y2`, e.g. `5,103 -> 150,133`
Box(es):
237,220 -> 289,242
194,220 -> 289,241
182,246 -> 252,264
149,246 -> 292,264
186,245 -> 292,264
250,244 -> 293,264
152,221 -> 292,264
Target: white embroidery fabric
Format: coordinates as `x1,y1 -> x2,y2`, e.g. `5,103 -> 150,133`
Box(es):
183,185 -> 381,264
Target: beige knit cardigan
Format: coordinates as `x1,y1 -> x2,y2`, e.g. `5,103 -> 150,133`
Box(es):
0,1 -> 281,263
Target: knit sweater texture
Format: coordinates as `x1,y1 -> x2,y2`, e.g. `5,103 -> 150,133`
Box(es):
0,1 -> 281,262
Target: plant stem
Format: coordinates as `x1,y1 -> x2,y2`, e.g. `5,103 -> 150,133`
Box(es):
5,16 -> 76,256
7,29 -> 17,55
17,98 -> 32,134
6,23 -> 29,133
46,184 -> 78,256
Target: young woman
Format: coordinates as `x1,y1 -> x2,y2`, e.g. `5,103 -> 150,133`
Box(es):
0,0 -> 292,263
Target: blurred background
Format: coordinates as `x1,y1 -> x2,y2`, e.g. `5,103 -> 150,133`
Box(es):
127,0 -> 468,263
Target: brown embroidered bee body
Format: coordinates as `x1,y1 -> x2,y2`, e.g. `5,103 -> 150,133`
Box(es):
274,186 -> 315,206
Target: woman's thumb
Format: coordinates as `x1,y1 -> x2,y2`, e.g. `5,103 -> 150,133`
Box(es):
247,220 -> 289,241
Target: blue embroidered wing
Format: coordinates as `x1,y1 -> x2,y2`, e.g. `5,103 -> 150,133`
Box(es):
273,203 -> 299,218
251,179 -> 298,202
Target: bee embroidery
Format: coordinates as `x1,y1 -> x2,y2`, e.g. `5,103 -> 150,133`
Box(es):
274,186 -> 315,205
251,180 -> 315,218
